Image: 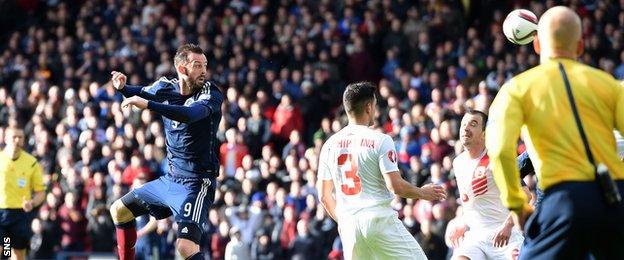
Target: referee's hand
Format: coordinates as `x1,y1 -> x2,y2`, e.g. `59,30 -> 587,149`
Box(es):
22,196 -> 33,212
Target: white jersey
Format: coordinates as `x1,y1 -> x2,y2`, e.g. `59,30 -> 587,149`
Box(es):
453,149 -> 509,232
318,124 -> 399,220
615,130 -> 624,159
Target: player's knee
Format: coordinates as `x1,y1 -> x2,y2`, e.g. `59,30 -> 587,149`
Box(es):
454,256 -> 471,260
11,248 -> 26,260
176,238 -> 199,258
110,199 -> 134,223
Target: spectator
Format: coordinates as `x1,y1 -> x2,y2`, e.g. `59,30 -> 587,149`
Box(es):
290,219 -> 316,259
211,221 -> 231,260
402,204 -> 420,236
308,208 -> 338,258
225,204 -> 263,245
246,102 -> 272,158
121,153 -> 151,186
278,206 -> 297,255
271,94 -> 304,147
250,230 -> 277,260
281,130 -> 306,161
421,128 -> 453,165
58,192 -> 87,251
286,182 -> 307,215
135,214 -> 159,260
415,220 -> 447,260
220,128 -> 249,177
142,144 -> 162,177
29,210 -> 61,259
298,81 -> 323,144
86,187 -> 115,252
200,208 -> 221,256
224,227 -> 251,260
396,125 -> 421,170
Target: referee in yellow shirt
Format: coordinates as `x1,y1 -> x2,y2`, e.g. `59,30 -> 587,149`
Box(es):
486,6 -> 624,259
0,127 -> 45,260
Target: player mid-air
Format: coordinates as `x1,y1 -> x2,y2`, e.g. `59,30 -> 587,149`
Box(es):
317,81 -> 447,260
109,44 -> 223,260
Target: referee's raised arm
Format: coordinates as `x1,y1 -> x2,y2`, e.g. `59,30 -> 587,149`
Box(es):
486,6 -> 624,260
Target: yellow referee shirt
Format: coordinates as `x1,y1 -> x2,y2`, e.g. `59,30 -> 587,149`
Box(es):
0,150 -> 45,209
486,58 -> 624,213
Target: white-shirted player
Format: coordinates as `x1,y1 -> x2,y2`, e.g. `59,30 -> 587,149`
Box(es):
447,110 -> 527,260
317,82 -> 447,260
615,130 -> 624,161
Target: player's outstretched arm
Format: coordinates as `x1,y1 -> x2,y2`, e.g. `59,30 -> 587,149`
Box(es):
382,171 -> 447,201
111,71 -> 161,101
146,100 -> 218,123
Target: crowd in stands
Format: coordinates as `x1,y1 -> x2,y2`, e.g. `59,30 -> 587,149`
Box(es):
1,0 -> 623,259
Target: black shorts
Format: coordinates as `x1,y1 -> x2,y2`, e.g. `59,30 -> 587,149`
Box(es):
120,175 -> 216,244
0,209 -> 32,250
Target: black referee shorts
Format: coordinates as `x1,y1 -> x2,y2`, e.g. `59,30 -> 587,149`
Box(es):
0,209 -> 32,250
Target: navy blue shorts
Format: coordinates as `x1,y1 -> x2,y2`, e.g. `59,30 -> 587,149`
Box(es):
0,209 -> 32,249
121,174 -> 216,244
520,181 -> 624,260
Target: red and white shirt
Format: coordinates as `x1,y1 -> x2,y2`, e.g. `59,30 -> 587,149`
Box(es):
453,149 -> 509,231
318,124 -> 399,219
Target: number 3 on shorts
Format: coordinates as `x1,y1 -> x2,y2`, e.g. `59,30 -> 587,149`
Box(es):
337,153 -> 362,195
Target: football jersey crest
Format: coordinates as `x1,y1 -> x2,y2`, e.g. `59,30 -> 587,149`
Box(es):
388,150 -> 397,163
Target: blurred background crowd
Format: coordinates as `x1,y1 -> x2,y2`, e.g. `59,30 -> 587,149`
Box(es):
1,0 -> 623,259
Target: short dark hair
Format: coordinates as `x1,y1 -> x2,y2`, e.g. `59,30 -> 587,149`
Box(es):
343,82 -> 376,115
174,44 -> 204,67
466,109 -> 488,130
4,125 -> 24,135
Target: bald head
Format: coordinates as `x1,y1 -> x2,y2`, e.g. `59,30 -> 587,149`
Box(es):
536,6 -> 582,58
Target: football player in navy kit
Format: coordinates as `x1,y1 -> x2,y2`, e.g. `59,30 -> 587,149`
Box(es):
109,44 -> 223,260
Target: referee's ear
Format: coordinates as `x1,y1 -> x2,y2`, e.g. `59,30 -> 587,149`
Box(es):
576,39 -> 584,57
533,35 -> 541,55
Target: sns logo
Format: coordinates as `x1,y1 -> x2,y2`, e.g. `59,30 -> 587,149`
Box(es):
3,237 -> 10,257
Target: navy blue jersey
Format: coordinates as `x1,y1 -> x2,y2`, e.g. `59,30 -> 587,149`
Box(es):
122,77 -> 223,178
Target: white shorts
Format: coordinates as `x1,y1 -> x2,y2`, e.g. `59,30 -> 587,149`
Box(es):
338,212 -> 428,260
453,228 -> 523,260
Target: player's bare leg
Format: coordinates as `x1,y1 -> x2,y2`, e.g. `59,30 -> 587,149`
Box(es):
10,248 -> 25,260
176,238 -> 201,259
110,199 -> 137,260
110,199 -> 136,224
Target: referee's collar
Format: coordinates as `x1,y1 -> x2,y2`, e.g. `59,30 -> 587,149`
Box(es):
1,149 -> 22,161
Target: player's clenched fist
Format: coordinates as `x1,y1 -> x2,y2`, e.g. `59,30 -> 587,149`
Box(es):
419,183 -> 447,201
111,71 -> 127,90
